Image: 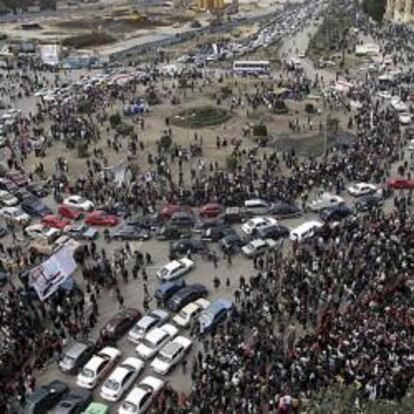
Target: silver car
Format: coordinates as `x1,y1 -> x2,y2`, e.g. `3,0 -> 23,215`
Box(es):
128,309 -> 169,344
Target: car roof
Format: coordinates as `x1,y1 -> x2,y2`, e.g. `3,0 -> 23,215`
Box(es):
292,221 -> 323,232
145,327 -> 168,342
65,341 -> 90,358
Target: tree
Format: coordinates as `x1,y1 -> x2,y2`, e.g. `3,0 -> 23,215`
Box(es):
109,112 -> 121,128
362,0 -> 387,23
253,123 -> 268,137
160,133 -> 172,150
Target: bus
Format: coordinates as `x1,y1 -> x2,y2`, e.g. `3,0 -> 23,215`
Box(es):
233,60 -> 270,75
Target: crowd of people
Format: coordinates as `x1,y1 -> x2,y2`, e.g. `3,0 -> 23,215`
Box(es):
0,0 -> 413,412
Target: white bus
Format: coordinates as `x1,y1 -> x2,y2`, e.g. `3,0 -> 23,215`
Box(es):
233,60 -> 270,75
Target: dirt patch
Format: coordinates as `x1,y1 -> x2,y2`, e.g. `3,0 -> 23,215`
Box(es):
171,106 -> 233,128
62,32 -> 116,49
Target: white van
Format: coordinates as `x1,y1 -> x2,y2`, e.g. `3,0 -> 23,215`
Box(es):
243,199 -> 271,216
290,221 -> 323,242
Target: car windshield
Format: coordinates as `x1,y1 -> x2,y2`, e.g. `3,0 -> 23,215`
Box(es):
178,310 -> 189,320
141,337 -> 158,349
81,367 -> 94,378
159,268 -> 169,277
60,355 -> 75,366
132,324 -> 145,335
104,378 -> 120,391
121,401 -> 138,413
199,313 -> 213,326
157,351 -> 173,363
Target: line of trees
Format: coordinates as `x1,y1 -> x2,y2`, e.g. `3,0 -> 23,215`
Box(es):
362,0 -> 387,23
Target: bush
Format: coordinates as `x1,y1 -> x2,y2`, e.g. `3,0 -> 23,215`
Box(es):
220,86 -> 232,99
305,103 -> 316,114
116,123 -> 134,136
272,100 -> 289,114
77,142 -> 89,158
146,89 -> 161,105
253,124 -> 268,137
225,155 -> 238,171
327,116 -> 340,132
109,112 -> 121,128
160,134 -> 172,150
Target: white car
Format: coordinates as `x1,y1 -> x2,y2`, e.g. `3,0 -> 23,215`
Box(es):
100,357 -> 144,402
241,216 -> 277,235
128,309 -> 170,344
63,195 -> 95,211
290,220 -> 323,242
156,258 -> 194,282
306,193 -> 344,212
77,347 -> 122,389
377,91 -> 392,100
241,238 -> 277,258
118,376 -> 165,414
408,139 -> 414,151
150,336 -> 192,375
0,207 -> 30,225
135,323 -> 179,360
172,298 -> 211,328
348,183 -> 379,197
399,112 -> 412,125
0,190 -> 18,207
24,223 -> 61,242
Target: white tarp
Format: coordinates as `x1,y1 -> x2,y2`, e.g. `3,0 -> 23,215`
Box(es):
29,246 -> 77,301
40,44 -> 59,66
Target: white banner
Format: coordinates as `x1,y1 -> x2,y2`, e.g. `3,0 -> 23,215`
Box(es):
29,246 -> 77,301
40,44 -> 59,66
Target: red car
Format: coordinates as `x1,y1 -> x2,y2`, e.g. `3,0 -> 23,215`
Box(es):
199,203 -> 223,218
58,205 -> 83,220
386,178 -> 414,189
85,211 -> 119,226
159,204 -> 191,220
41,214 -> 70,229
6,170 -> 28,187
100,308 -> 142,341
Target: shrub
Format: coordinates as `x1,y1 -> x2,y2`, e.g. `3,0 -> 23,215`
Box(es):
253,123 -> 268,137
116,123 -> 133,136
305,103 -> 316,114
77,142 -> 89,158
272,100 -> 288,114
160,134 -> 172,150
225,155 -> 238,171
109,112 -> 121,128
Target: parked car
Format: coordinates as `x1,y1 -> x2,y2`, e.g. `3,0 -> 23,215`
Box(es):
199,202 -> 223,218
241,216 -> 278,235
14,187 -> 36,202
59,341 -> 95,374
85,211 -> 119,226
355,194 -> 384,211
218,234 -> 245,254
82,402 -> 108,414
128,309 -> 170,344
65,223 -> 98,240
51,389 -> 92,414
27,182 -> 49,198
167,283 -> 208,312
267,202 -> 302,218
21,197 -> 52,217
6,170 -> 28,186
222,206 -> 243,224
135,323 -> 179,360
172,298 -> 210,328
42,214 -> 70,229
154,280 -> 186,303
23,380 -> 68,414
77,347 -> 122,389
290,221 -> 323,242
169,239 -> 207,257
241,238 -> 277,258
0,177 -> 18,193
320,205 -> 353,221
118,376 -> 164,414
100,308 -> 142,341
254,224 -> 290,240
63,195 -> 95,211
24,223 -> 61,242
155,225 -> 191,240
157,258 -> 194,282
0,189 -> 19,206
150,336 -> 192,375
58,205 -> 83,220
159,204 -> 190,220
197,299 -> 233,334
111,225 -> 150,241
243,199 -> 272,216
348,182 -> 380,197
0,206 -> 30,225
386,178 -> 414,189
306,193 -> 344,212
169,211 -> 195,227
100,357 -> 144,402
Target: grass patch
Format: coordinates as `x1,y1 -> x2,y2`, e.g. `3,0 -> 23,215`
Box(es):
62,32 -> 116,49
171,106 -> 232,128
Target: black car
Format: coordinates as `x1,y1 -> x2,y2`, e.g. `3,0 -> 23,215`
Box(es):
201,225 -> 235,242
111,225 -> 150,241
13,187 -> 33,202
97,202 -> 128,217
194,217 -> 225,233
0,177 -> 18,193
169,239 -> 208,257
218,234 -> 246,254
254,224 -> 290,240
155,225 -> 191,240
268,202 -> 302,218
320,205 -> 353,221
51,389 -> 92,414
169,211 -> 195,227
127,214 -> 161,229
155,279 -> 186,303
167,283 -> 208,312
21,197 -> 52,218
355,194 -> 383,212
23,380 -> 69,414
27,182 -> 49,198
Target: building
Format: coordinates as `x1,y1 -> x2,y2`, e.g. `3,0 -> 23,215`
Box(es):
196,0 -> 224,9
385,0 -> 414,23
